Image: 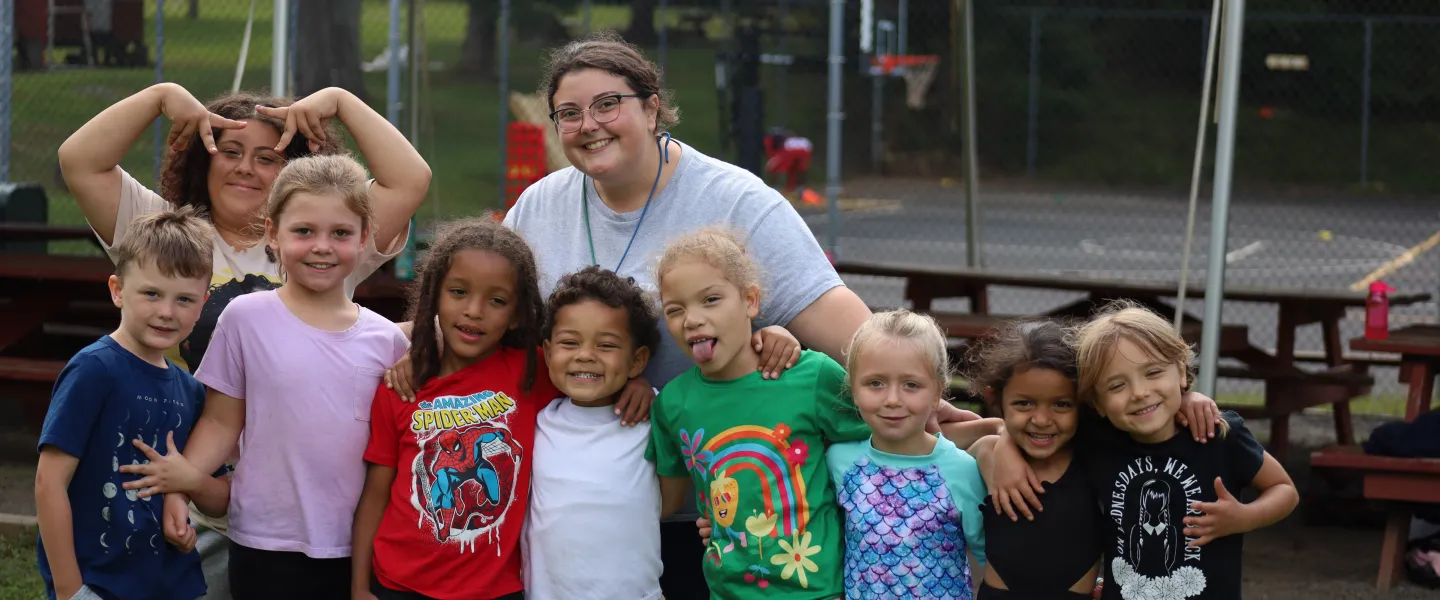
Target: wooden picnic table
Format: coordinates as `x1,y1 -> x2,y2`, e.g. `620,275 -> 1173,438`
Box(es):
1308,325 -> 1440,590
834,259 -> 1433,460
1349,325 -> 1440,421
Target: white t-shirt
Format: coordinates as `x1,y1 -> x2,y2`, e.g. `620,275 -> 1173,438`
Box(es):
523,397 -> 662,600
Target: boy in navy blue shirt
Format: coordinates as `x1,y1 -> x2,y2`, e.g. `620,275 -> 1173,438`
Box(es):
35,208 -> 217,600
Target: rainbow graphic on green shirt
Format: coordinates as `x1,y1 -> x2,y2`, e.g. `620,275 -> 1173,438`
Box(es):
686,423 -> 811,537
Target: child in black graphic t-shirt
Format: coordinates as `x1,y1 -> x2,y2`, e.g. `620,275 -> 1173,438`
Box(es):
1071,301 -> 1299,600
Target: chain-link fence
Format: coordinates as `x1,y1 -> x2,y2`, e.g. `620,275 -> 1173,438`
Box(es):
3,0 -> 1438,407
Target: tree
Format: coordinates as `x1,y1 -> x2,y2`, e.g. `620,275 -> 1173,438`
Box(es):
627,0 -> 658,45
294,0 -> 367,99
459,0 -> 499,80
189,0 -> 200,19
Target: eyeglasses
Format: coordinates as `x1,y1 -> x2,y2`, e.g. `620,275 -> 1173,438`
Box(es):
549,94 -> 649,134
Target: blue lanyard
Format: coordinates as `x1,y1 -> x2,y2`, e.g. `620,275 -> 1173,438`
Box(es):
583,133 -> 672,272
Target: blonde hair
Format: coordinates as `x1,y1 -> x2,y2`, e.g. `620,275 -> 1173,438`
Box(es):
1076,300 -> 1227,435
656,226 -> 763,300
113,206 -> 216,280
265,153 -> 373,232
845,309 -> 952,396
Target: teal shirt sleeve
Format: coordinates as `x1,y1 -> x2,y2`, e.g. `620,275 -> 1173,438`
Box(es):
938,446 -> 989,568
813,353 -> 870,444
824,440 -> 870,492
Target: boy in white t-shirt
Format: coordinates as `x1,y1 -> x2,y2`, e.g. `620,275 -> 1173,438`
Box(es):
524,266 -> 669,600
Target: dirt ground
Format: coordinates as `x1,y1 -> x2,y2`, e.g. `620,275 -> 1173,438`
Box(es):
0,411 -> 1435,597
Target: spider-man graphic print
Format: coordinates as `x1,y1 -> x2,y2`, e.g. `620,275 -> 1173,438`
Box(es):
363,347 -> 556,598
411,392 -> 522,548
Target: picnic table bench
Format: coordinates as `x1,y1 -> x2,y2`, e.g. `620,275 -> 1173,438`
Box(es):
837,259 -> 1432,461
0,250 -> 411,429
1312,324 -> 1440,591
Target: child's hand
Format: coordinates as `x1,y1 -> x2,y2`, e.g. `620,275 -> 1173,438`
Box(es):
990,432 -> 1046,521
615,377 -> 655,427
1177,391 -> 1223,443
927,401 -> 983,435
352,590 -> 379,600
119,431 -> 205,497
752,326 -> 802,379
1184,478 -> 1252,547
384,353 -> 417,403
162,493 -> 197,552
696,516 -> 712,547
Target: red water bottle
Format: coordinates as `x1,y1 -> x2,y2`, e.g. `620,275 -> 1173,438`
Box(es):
1365,281 -> 1395,340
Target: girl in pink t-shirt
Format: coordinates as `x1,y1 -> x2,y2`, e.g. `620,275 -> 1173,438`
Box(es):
128,154 -> 410,600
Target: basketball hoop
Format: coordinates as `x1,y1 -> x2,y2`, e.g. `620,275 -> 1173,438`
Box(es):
871,55 -> 940,110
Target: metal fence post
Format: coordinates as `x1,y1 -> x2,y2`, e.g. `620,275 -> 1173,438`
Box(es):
0,0 -> 12,182
1197,0 -> 1247,397
776,0 -> 789,126
962,0 -> 982,267
1360,18 -> 1372,190
1025,8 -> 1041,179
824,0 -> 845,258
583,0 -> 592,35
658,0 -> 668,75
153,0 -> 165,184
387,0 -> 402,127
497,0 -> 511,209
273,0 -> 289,96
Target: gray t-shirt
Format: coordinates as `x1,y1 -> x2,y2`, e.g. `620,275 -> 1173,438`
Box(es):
503,140 -> 843,389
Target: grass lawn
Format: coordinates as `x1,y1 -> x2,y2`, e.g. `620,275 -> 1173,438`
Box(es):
0,530 -> 42,600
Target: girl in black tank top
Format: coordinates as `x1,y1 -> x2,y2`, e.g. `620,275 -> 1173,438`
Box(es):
966,320 -> 1104,600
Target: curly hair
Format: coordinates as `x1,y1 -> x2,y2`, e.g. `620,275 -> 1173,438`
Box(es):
159,91 -> 344,217
964,318 -> 1080,415
543,265 -> 660,357
406,218 -> 544,392
656,226 -> 763,307
540,30 -> 681,133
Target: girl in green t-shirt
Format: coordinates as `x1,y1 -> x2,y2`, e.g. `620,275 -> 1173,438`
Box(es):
648,226 -> 868,599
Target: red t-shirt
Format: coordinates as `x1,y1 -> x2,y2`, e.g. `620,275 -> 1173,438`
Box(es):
364,347 -> 559,599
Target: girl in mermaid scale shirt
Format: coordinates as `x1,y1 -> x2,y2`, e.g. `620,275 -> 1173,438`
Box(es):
824,309 -> 990,599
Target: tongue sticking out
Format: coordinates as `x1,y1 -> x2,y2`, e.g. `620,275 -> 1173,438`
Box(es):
693,339 -> 717,363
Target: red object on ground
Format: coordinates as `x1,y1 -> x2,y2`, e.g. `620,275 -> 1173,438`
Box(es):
505,122 -> 547,211
1365,281 -> 1396,339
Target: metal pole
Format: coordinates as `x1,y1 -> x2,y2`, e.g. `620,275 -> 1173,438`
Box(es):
871,70 -> 883,172
288,0 -> 297,95
898,0 -> 908,56
1360,19 -> 1372,190
583,0 -> 592,35
410,0 -> 421,142
658,0 -> 668,75
386,0 -> 402,126
1197,0 -> 1246,397
1025,8 -> 1040,179
962,0 -> 982,267
777,0 -> 789,126
498,0 -> 511,210
152,0 -> 165,184
0,0 -> 11,182
824,0 -> 845,258
272,0 -> 288,96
